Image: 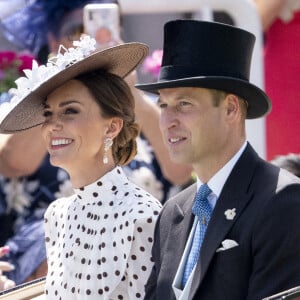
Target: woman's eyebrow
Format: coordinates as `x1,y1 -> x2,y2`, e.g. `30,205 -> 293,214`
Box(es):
43,100 -> 82,109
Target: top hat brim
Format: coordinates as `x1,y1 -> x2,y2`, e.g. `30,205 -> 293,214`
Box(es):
135,76 -> 272,119
0,42 -> 148,133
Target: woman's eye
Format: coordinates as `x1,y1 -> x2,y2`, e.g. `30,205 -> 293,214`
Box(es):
158,103 -> 167,109
64,107 -> 79,114
43,110 -> 52,117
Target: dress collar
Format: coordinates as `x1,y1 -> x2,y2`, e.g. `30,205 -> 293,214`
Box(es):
74,166 -> 130,205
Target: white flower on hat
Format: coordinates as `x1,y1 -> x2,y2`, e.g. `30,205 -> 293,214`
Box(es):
0,36 -> 97,123
11,60 -> 41,99
224,208 -> 236,220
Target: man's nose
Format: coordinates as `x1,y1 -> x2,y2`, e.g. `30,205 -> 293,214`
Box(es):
160,108 -> 179,130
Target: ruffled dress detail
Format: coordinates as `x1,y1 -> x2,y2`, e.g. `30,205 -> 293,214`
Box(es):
44,166 -> 162,300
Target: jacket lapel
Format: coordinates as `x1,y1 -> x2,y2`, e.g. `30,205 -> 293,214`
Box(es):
163,184 -> 197,281
190,144 -> 259,297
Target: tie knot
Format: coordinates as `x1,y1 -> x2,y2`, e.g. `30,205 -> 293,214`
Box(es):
192,183 -> 212,218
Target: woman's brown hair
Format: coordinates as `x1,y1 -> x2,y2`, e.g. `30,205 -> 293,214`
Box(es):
76,69 -> 139,165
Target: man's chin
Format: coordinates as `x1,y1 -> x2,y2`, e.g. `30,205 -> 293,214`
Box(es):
169,153 -> 189,165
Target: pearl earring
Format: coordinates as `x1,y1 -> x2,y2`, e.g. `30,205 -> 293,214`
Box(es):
103,137 -> 113,164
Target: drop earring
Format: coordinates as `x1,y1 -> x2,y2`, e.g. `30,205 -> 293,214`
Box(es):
103,137 -> 113,164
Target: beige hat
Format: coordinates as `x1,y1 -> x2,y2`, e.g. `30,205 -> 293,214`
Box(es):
0,36 -> 148,133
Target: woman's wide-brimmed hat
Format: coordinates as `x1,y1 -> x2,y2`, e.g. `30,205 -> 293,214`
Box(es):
135,20 -> 271,119
0,36 -> 148,133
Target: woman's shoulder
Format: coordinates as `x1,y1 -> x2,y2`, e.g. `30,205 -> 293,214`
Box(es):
44,194 -> 76,217
116,181 -> 162,220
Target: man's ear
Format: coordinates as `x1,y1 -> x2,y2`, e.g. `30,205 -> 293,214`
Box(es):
225,94 -> 240,118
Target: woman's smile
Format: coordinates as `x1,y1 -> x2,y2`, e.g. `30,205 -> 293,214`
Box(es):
50,138 -> 74,150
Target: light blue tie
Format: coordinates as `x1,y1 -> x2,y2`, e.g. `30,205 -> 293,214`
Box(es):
182,183 -> 212,288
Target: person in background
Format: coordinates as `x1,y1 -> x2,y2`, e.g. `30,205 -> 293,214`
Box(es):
135,19 -> 300,300
0,0 -> 192,285
0,246 -> 15,291
271,153 -> 300,178
0,42 -> 71,286
0,130 -> 71,284
0,36 -> 162,299
253,0 -> 300,160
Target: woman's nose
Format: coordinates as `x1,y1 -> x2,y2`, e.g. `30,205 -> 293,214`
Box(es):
43,115 -> 63,131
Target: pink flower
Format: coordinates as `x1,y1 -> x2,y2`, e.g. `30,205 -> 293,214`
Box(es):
142,49 -> 163,78
18,54 -> 36,73
0,51 -> 18,70
0,51 -> 37,94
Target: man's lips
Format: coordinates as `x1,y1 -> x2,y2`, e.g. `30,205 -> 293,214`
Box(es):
168,137 -> 186,144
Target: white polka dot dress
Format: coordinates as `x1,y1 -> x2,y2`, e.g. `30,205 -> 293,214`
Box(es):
44,166 -> 162,300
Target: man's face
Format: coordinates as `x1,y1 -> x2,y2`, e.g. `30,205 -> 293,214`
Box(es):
157,87 -> 230,168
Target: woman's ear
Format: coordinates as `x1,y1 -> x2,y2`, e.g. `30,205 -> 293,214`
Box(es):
105,117 -> 123,138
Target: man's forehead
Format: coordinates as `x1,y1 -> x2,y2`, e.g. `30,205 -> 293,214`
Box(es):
158,87 -> 211,97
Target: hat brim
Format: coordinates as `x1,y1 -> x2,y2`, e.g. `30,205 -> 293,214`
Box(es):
0,42 -> 148,133
136,76 -> 272,119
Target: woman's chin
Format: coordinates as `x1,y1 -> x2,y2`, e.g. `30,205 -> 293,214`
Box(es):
49,156 -> 66,169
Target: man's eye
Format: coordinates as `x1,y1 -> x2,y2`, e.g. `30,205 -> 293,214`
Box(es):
178,101 -> 191,106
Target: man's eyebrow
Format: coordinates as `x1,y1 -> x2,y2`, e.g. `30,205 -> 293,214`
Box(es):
157,94 -> 190,104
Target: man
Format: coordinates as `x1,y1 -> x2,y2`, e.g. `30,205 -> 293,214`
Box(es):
136,19 -> 300,300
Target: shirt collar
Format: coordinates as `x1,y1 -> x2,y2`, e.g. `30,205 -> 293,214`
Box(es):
197,141 -> 247,207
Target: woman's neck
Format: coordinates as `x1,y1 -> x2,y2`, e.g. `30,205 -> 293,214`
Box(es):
68,161 -> 116,189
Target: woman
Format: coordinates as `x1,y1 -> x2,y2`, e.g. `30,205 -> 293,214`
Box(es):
0,36 -> 162,299
1,0 -> 192,203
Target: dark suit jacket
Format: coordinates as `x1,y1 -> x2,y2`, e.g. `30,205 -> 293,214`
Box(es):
145,144 -> 300,300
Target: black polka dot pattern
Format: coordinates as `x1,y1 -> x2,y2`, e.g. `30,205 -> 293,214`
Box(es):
44,167 -> 162,299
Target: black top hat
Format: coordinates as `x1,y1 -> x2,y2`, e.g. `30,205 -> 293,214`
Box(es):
136,20 -> 271,119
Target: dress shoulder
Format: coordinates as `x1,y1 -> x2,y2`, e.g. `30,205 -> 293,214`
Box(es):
119,181 -> 162,221
44,194 -> 75,220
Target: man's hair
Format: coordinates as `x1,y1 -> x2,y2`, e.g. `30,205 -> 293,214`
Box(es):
210,89 -> 248,118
